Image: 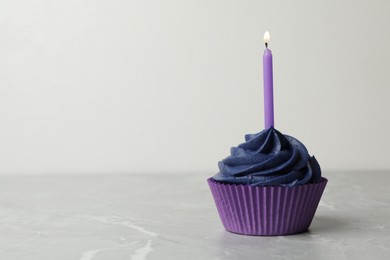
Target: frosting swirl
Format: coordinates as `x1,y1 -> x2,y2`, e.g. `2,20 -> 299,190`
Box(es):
213,127 -> 321,187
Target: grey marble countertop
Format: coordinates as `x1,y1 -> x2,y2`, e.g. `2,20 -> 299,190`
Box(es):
0,171 -> 388,260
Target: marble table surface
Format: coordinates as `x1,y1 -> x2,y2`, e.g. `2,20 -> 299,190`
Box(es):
0,171 -> 389,260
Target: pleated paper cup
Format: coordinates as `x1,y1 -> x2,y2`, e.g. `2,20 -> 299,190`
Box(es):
208,177 -> 327,236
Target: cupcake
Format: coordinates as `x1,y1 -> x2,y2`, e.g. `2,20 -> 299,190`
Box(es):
208,127 -> 327,236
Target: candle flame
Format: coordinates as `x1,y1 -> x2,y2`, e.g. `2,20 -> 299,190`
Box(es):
263,31 -> 270,44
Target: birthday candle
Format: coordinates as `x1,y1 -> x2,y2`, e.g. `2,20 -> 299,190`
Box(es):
263,31 -> 274,129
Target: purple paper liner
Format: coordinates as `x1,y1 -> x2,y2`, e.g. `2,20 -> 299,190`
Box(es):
208,177 -> 328,236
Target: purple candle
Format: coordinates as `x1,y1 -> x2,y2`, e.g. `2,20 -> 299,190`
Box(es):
263,31 -> 274,129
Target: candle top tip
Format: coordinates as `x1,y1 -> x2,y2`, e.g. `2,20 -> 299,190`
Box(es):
263,31 -> 270,45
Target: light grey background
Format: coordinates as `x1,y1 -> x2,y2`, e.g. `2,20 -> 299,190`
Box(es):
1,0 -> 389,175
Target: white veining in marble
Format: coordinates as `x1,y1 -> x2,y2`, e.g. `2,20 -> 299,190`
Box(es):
80,240 -> 141,260
0,171 -> 389,259
319,200 -> 336,211
80,249 -> 107,260
130,240 -> 153,260
122,222 -> 158,237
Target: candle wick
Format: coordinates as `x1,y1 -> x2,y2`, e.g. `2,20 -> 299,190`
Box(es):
265,42 -> 268,48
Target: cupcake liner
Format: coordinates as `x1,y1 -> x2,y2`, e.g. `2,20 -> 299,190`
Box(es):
208,177 -> 327,236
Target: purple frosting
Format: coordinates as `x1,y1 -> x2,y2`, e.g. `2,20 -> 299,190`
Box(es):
213,127 -> 321,187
